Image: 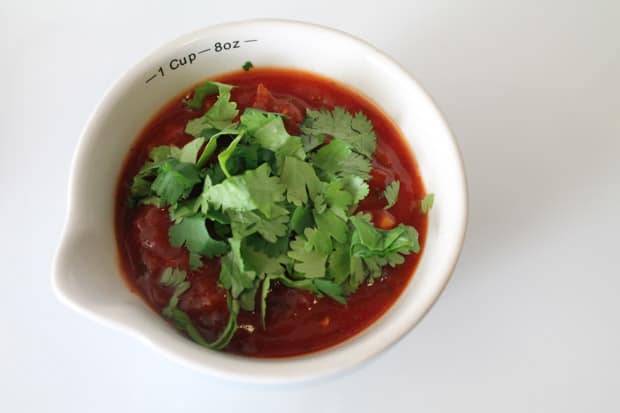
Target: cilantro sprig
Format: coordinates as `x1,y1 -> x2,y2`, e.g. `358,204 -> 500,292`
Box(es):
128,80 -> 428,350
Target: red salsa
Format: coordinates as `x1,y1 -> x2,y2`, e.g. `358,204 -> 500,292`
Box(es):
115,68 -> 427,357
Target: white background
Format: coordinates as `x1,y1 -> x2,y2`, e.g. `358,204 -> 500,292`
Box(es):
2,0 -> 619,411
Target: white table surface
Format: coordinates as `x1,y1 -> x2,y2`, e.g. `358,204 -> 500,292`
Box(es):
2,0 -> 619,411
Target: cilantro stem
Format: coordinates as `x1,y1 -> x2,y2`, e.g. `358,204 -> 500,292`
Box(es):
218,131 -> 245,178
161,269 -> 240,351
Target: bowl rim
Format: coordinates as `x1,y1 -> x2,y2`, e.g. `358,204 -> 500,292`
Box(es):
52,18 -> 468,383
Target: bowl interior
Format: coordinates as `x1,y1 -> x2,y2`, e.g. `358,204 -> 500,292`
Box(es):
54,20 -> 466,382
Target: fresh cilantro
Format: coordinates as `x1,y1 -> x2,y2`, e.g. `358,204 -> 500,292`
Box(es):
184,81 -> 231,110
384,180 -> 400,209
323,179 -> 354,214
129,146 -> 180,206
421,193 -> 434,214
169,197 -> 201,224
185,82 -> 238,136
160,268 -> 239,350
130,139 -> 209,207
128,84 -> 426,351
314,209 -> 349,244
218,131 -> 244,178
289,205 -> 314,234
313,279 -> 346,304
301,107 -> 376,159
241,109 -> 294,152
228,204 -> 289,243
260,275 -> 271,329
160,267 -> 190,310
311,139 -> 372,180
203,163 -> 227,185
240,163 -> 286,217
196,127 -> 241,168
219,239 -> 257,300
150,145 -> 181,162
301,133 -> 324,152
168,214 -> 230,259
270,274 -> 345,304
350,213 -> 420,260
279,156 -> 321,206
274,137 -> 305,173
166,295 -> 239,350
288,235 -> 327,278
178,138 -> 205,164
151,159 -> 201,205
242,61 -> 254,71
245,233 -> 290,258
326,243 -> 350,284
341,175 -> 370,207
203,163 -> 285,216
304,227 -> 333,255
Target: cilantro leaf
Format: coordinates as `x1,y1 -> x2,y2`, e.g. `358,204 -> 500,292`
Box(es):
178,138 -> 205,164
312,139 -> 349,174
242,244 -> 287,276
339,152 -> 372,180
219,239 -> 257,299
245,233 -> 290,258
274,136 -> 306,173
241,109 -> 294,152
185,83 -> 238,136
311,139 -> 371,180
223,143 -> 274,176
129,175 -> 154,204
151,158 -> 201,205
313,279 -> 346,304
218,131 -> 244,178
304,227 -> 333,256
228,204 -> 289,243
290,205 -> 314,234
196,127 -> 241,168
241,163 -> 286,217
287,235 -> 327,278
301,107 -> 376,159
203,174 -> 255,212
327,243 -> 350,284
129,145 -> 182,206
160,268 -> 239,350
314,209 -> 349,244
350,214 -> 420,260
184,81 -> 232,110
150,145 -> 181,162
168,214 -> 230,259
270,274 -> 345,304
169,197 -> 201,224
341,175 -> 370,207
421,193 -> 434,214
280,156 -> 321,206
301,133 -> 324,152
384,180 -> 400,209
160,267 -> 190,309
203,164 -> 285,216
164,297 -> 239,350
324,179 -> 354,213
203,163 -> 227,185
242,61 -> 254,71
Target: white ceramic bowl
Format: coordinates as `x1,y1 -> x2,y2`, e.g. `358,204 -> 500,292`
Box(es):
53,19 -> 467,383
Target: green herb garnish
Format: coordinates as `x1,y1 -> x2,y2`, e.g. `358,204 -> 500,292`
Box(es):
421,193 -> 434,214
129,81 -> 426,350
242,61 -> 254,71
383,180 -> 400,209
